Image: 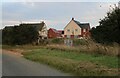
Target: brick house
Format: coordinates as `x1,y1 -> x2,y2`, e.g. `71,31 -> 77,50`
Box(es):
64,18 -> 90,39
48,28 -> 63,38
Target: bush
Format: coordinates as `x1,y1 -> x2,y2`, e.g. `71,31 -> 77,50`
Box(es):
73,39 -> 88,46
2,25 -> 39,45
50,38 -> 64,44
46,40 -> 120,56
36,39 -> 48,46
0,30 -> 2,45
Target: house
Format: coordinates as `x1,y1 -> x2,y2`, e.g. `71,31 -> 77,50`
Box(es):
48,28 -> 63,38
64,18 -> 90,39
58,30 -> 64,37
20,22 -> 48,43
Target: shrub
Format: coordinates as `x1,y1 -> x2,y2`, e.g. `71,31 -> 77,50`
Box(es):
73,39 -> 88,46
2,25 -> 38,45
50,38 -> 64,44
46,40 -> 120,56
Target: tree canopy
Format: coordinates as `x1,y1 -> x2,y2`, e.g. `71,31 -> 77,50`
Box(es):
2,25 -> 39,45
90,7 -> 120,44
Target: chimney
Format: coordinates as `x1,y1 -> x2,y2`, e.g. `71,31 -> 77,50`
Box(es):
72,17 -> 74,20
41,21 -> 44,24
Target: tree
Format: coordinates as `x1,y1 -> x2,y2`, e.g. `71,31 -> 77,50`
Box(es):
90,7 -> 120,44
2,26 -> 14,45
2,25 -> 39,45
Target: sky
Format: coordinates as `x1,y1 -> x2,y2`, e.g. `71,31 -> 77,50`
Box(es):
1,0 -> 120,30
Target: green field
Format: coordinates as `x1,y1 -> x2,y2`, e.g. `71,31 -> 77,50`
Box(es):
22,48 -> 119,76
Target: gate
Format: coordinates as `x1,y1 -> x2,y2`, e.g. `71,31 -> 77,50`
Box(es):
64,39 -> 73,46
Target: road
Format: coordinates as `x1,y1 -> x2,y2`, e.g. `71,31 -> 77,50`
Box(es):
2,50 -> 71,76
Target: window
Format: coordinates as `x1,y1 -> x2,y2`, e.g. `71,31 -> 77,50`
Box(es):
75,29 -> 78,32
67,29 -> 70,32
83,29 -> 86,32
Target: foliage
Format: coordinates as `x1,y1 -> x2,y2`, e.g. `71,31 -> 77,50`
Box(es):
2,25 -> 39,45
50,38 -> 64,44
73,39 -> 88,46
0,30 -> 2,44
90,7 -> 120,44
47,41 -> 119,56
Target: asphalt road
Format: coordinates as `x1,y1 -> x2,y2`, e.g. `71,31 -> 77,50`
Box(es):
2,50 -> 71,76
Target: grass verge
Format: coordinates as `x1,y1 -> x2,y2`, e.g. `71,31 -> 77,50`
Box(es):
22,48 -> 119,76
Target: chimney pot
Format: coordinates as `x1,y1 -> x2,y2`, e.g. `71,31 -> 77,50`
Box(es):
72,17 -> 74,20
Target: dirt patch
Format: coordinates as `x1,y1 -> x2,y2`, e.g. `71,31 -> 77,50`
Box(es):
2,49 -> 23,57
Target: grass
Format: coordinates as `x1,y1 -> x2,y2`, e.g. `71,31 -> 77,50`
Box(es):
46,42 -> 119,56
2,45 -> 44,49
22,48 -> 119,76
2,44 -> 119,76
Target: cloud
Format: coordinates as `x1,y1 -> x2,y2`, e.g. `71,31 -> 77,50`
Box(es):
45,19 -> 68,29
2,2 -> 119,29
2,0 -> 120,2
2,19 -> 67,30
22,1 -> 35,7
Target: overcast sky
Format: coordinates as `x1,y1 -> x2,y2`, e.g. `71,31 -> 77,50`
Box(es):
1,0 -> 119,30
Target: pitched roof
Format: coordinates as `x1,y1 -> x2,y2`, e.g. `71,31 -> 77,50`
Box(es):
19,22 -> 45,31
57,30 -> 63,34
4,26 -> 14,30
49,28 -> 64,34
49,28 -> 60,33
74,20 -> 90,29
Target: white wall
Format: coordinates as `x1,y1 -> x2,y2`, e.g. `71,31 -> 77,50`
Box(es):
64,20 -> 81,36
